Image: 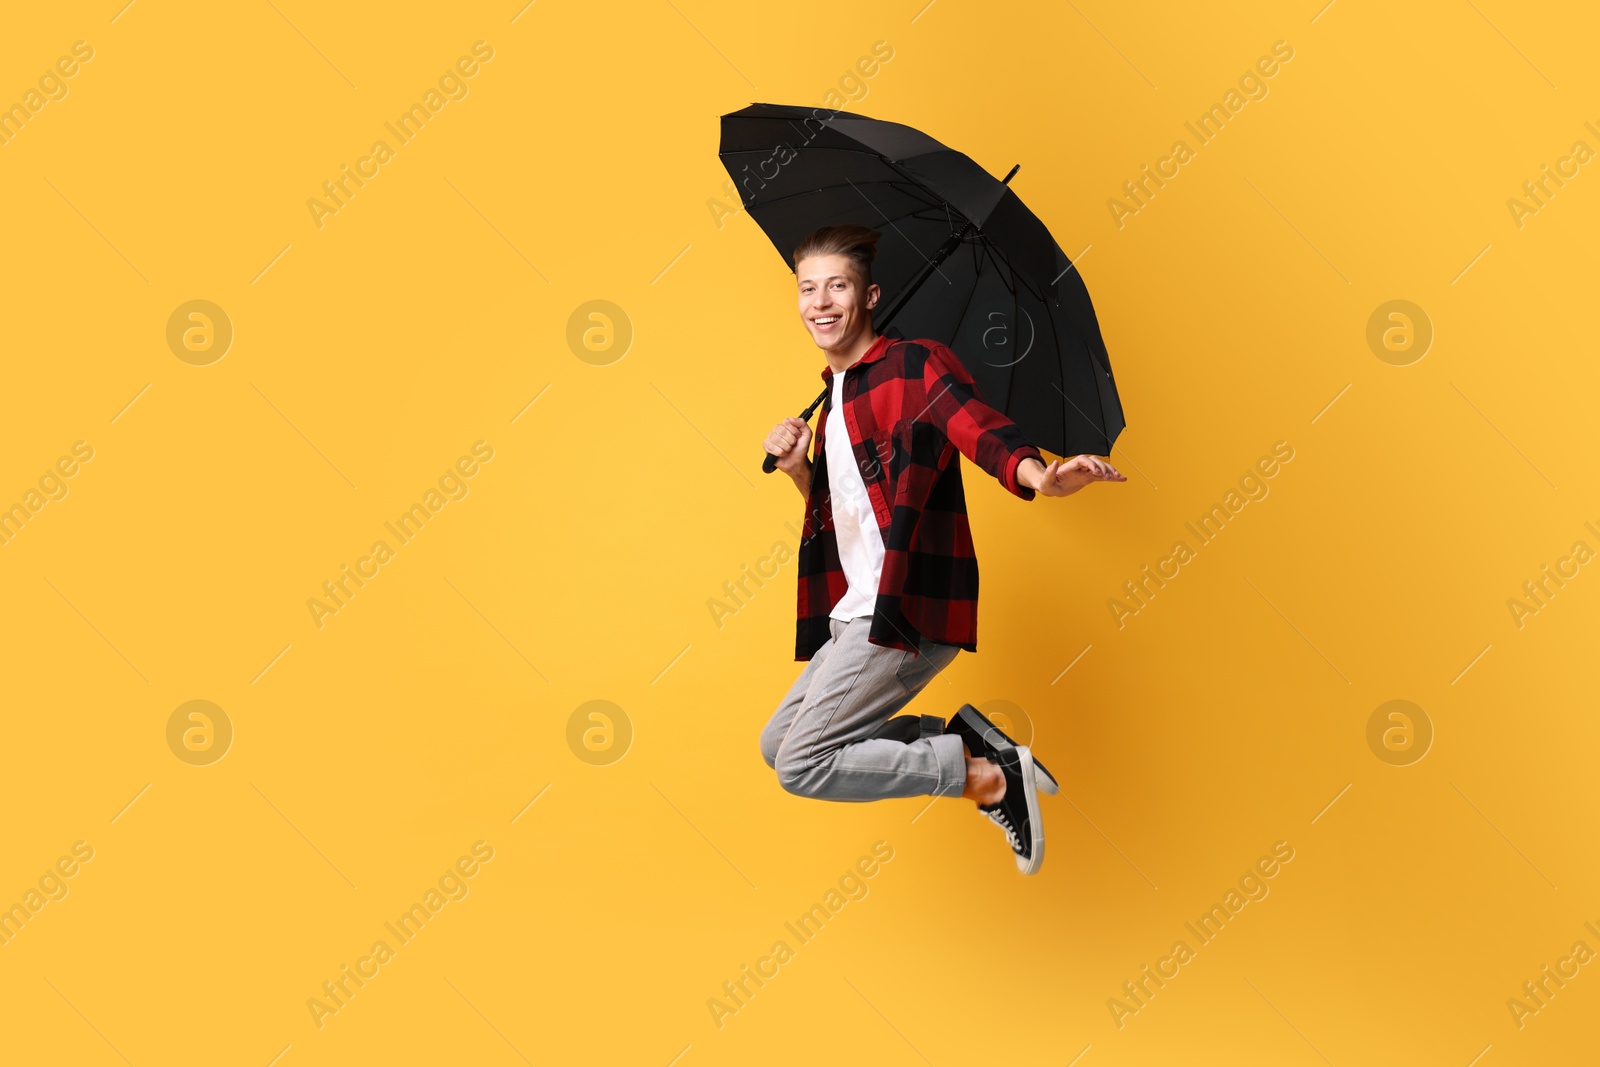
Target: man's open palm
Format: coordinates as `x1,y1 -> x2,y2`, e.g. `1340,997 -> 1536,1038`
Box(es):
1035,454 -> 1126,496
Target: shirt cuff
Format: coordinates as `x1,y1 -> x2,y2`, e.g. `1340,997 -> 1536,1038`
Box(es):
1004,447 -> 1044,500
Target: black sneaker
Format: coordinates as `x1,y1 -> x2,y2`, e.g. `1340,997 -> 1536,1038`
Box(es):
979,745 -> 1044,875
946,704 -> 1059,795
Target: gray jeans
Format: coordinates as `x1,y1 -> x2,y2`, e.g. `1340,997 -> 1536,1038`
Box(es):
759,616 -> 966,802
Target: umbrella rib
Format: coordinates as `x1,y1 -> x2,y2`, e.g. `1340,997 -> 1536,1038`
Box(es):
1042,268 -> 1082,452
969,240 -> 1026,416
947,239 -> 987,356
846,177 -> 956,287
1039,279 -> 1071,455
836,195 -> 967,232
723,175 -> 947,217
1003,248 -> 1022,418
1045,300 -> 1109,454
724,149 -> 1009,274
979,235 -> 1050,304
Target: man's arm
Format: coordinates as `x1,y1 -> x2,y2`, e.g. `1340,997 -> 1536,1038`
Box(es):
920,343 -> 1045,499
764,415 -> 813,499
922,343 -> 1124,498
787,457 -> 812,498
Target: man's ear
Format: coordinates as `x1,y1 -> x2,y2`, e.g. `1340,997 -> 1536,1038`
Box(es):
866,283 -> 880,310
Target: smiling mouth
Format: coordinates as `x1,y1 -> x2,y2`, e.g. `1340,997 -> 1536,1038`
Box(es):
812,316 -> 840,327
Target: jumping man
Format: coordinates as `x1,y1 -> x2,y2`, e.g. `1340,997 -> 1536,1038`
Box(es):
758,224 -> 1125,874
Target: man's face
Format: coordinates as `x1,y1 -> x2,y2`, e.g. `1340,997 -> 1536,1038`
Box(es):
796,253 -> 879,354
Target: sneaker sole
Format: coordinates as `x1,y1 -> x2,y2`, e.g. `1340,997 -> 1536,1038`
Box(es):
955,706 -> 1060,796
1013,747 -> 1045,875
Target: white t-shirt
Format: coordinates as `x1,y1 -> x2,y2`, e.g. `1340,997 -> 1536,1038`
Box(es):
824,379 -> 887,621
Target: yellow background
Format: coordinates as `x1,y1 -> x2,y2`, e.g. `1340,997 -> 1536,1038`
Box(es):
2,0 -> 1597,1063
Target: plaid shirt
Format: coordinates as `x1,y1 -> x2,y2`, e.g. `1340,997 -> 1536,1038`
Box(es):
795,329 -> 1044,661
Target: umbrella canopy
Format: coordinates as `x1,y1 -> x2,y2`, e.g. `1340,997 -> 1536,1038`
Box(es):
721,102 -> 1124,467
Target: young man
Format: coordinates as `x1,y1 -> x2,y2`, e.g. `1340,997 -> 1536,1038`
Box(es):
758,224 -> 1125,874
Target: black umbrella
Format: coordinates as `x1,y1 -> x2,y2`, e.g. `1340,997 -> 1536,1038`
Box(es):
720,102 -> 1125,473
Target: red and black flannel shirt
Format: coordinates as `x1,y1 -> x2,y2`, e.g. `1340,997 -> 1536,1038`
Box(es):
795,328 -> 1044,661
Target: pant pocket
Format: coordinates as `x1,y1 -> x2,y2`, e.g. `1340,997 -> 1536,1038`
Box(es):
895,638 -> 959,695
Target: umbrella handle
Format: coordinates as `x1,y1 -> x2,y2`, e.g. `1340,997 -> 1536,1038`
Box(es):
761,386 -> 831,474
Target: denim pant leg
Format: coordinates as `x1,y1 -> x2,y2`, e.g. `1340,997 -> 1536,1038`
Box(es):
759,616 -> 965,802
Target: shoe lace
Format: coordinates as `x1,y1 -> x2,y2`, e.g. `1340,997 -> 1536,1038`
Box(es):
984,807 -> 1023,854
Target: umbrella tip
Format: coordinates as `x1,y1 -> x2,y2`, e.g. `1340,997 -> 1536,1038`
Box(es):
1002,164 -> 1020,185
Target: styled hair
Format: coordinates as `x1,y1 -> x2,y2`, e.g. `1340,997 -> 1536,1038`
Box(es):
793,224 -> 880,289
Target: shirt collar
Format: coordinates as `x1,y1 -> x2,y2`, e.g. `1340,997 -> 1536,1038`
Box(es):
819,326 -> 903,384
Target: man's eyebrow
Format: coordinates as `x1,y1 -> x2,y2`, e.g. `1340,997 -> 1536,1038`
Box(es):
797,274 -> 848,285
